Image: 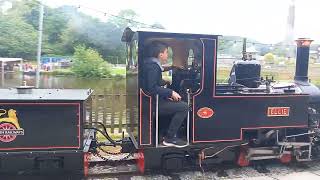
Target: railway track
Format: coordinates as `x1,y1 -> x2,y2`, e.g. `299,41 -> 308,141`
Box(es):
87,154 -> 320,180
1,155 -> 319,179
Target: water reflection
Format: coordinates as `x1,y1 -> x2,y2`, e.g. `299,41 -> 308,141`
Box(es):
1,73 -> 125,94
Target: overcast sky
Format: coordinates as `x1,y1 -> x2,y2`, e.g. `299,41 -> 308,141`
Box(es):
43,0 -> 320,43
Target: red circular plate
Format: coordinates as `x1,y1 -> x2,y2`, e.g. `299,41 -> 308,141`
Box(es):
197,107 -> 214,119
0,123 -> 17,142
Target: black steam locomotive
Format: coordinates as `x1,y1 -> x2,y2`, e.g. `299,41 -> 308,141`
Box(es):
0,27 -> 319,176
121,27 -> 320,173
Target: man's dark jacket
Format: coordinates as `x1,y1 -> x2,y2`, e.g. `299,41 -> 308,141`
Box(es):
143,59 -> 173,99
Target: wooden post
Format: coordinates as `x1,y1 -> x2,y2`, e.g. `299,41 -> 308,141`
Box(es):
88,96 -> 93,125
110,89 -> 115,133
94,94 -> 99,123
1,61 -> 4,87
129,95 -> 135,133
103,89 -> 107,126
118,90 -> 123,133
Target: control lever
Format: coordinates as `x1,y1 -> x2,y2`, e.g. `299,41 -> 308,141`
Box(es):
262,76 -> 275,93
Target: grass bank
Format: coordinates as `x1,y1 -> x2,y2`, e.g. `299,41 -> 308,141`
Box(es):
40,65 -> 319,86
41,67 -> 126,78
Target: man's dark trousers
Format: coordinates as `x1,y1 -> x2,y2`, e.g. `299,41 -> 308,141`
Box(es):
158,99 -> 188,139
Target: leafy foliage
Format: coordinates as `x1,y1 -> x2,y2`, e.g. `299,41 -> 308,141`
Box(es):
264,53 -> 275,64
0,13 -> 37,59
0,1 -> 151,64
72,45 -> 111,78
109,9 -> 139,29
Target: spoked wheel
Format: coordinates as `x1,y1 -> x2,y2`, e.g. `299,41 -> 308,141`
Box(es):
136,149 -> 145,174
237,146 -> 250,167
0,122 -> 18,142
280,153 -> 292,164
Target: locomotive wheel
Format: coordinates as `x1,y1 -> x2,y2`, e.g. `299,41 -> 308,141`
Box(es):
279,154 -> 292,164
0,122 -> 17,142
136,149 -> 145,174
237,147 -> 250,167
84,152 -> 90,177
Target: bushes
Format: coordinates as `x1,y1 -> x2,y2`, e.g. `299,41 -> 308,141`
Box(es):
264,53 -> 275,64
51,69 -> 75,76
71,45 -> 111,78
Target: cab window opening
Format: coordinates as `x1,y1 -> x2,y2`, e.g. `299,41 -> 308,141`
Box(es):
142,38 -> 203,98
216,36 -> 264,95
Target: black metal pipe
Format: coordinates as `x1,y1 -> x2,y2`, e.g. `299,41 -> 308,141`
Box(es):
242,38 -> 247,60
294,38 -> 313,82
84,122 -> 120,146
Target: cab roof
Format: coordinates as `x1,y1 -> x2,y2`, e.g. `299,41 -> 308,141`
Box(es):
121,27 -> 221,42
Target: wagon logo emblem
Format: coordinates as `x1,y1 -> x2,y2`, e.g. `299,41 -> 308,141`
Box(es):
267,107 -> 290,117
0,109 -> 24,143
197,107 -> 214,119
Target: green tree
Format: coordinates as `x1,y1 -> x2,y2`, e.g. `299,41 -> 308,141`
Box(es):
0,1 -> 134,64
0,0 -> 38,59
23,5 -> 70,56
272,44 -> 287,57
5,0 -> 37,19
0,14 -> 37,59
59,7 -> 127,63
72,45 -> 111,78
109,9 -> 139,29
264,52 -> 275,64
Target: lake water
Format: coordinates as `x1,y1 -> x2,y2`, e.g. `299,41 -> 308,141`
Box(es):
0,73 -> 125,94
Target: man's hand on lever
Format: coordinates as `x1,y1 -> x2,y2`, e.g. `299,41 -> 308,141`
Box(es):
162,65 -> 185,71
172,65 -> 185,70
169,91 -> 181,101
162,64 -> 172,71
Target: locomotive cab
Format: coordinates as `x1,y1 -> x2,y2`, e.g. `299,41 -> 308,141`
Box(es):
123,28 -> 206,148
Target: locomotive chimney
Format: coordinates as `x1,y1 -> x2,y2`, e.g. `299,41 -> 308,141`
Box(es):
294,38 -> 313,82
